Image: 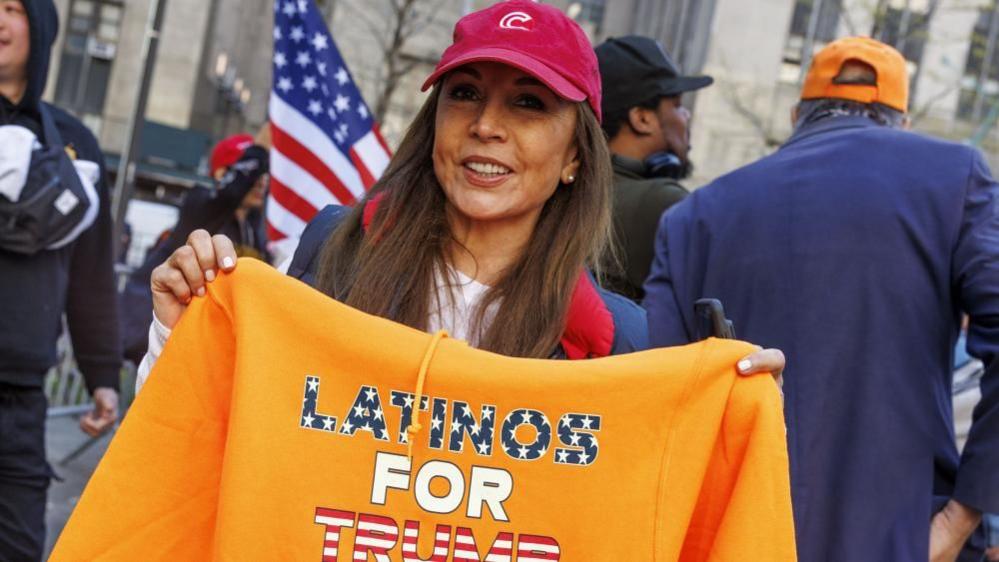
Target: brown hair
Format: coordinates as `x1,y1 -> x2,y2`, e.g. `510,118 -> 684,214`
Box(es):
315,87 -> 614,358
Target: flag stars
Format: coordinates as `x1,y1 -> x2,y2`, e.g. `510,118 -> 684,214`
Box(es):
431,416 -> 443,431
352,404 -> 366,418
335,67 -> 349,86
273,52 -> 288,69
273,27 -> 283,41
321,417 -> 334,431
277,77 -> 293,93
296,51 -> 312,67
477,442 -> 490,455
312,33 -> 329,51
556,450 -> 570,463
297,0 -> 308,13
334,94 -> 350,113
340,420 -> 354,433
321,84 -> 330,97
302,76 -> 317,92
306,378 -> 319,393
302,413 -> 315,427
357,104 -> 368,119
283,2 -> 296,16
327,107 -> 337,121
290,26 -> 305,42
317,62 -> 328,77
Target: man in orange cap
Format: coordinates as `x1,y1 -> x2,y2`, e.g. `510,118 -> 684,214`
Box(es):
644,37 -> 999,561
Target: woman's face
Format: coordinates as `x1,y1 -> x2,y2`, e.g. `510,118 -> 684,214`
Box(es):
433,62 -> 580,231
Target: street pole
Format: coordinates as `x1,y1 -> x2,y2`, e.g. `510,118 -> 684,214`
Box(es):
111,0 -> 168,260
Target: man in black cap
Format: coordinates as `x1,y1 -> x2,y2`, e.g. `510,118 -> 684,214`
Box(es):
595,35 -> 713,302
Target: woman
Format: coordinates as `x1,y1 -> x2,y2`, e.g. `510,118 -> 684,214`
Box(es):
140,0 -> 783,385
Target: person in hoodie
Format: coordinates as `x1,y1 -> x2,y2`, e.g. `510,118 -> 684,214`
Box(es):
0,0 -> 120,558
119,128 -> 270,365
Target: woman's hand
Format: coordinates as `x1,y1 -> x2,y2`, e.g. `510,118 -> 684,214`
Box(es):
735,346 -> 785,390
150,230 -> 238,329
930,500 -> 981,562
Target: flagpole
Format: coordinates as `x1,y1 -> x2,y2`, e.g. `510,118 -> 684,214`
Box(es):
110,0 -> 168,260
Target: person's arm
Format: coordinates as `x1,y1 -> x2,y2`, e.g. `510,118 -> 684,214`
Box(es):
643,205 -> 695,347
642,198 -> 785,382
135,314 -> 171,394
185,145 -> 269,225
933,149 -> 999,559
64,145 -> 122,436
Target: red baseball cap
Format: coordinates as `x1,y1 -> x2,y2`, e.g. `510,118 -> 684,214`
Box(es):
421,0 -> 602,121
210,134 -> 254,175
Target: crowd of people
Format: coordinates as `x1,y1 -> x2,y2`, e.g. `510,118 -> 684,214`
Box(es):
0,0 -> 997,560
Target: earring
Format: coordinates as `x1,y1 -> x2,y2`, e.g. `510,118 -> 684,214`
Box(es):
566,175 -> 576,184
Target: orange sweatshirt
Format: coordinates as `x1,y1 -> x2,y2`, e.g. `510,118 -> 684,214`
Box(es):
51,259 -> 795,561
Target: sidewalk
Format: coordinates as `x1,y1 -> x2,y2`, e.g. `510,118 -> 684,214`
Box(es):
44,416 -> 112,556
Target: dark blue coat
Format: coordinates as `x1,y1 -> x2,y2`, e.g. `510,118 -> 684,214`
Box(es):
288,205 -> 649,357
644,116 -> 999,561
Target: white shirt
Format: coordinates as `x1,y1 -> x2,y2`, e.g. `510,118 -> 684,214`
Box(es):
135,265 -> 495,394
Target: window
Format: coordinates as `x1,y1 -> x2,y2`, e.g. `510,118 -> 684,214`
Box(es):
54,0 -> 123,118
872,0 -> 931,67
788,0 -> 842,44
781,0 -> 843,82
958,4 -> 999,121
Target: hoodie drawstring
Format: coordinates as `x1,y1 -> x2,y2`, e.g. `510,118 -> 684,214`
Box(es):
406,330 -> 448,460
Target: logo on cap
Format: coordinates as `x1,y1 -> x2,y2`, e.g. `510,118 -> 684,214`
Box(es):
499,11 -> 534,31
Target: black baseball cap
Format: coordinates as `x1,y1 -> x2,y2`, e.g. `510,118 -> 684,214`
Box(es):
595,35 -> 714,118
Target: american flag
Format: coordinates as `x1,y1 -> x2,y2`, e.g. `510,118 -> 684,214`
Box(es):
268,0 -> 391,245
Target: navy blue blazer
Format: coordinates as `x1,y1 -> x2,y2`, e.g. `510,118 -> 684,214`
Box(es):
644,116 -> 999,561
287,205 -> 649,357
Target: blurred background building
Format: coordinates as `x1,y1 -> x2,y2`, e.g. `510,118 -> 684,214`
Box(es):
35,0 -> 999,259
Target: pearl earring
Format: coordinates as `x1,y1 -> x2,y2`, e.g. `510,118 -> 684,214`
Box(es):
566,175 -> 576,184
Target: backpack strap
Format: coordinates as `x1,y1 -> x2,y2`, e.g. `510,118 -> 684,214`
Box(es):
38,103 -> 66,151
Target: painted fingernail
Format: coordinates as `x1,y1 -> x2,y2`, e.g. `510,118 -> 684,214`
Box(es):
197,287 -> 206,297
737,359 -> 752,373
222,257 -> 235,269
205,269 -> 216,282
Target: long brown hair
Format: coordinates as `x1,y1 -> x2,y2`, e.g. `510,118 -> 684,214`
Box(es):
315,87 -> 614,358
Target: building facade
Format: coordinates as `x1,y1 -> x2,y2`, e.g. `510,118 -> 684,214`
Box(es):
39,0 -> 999,193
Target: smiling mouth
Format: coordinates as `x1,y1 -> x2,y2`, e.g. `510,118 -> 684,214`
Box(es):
464,161 -> 512,177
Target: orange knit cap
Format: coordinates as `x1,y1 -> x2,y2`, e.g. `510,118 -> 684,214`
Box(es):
801,36 -> 909,113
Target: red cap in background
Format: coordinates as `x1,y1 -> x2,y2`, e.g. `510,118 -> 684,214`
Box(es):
210,134 -> 254,176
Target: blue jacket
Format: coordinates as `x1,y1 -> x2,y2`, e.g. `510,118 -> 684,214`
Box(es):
287,205 -> 648,357
644,116 -> 999,561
